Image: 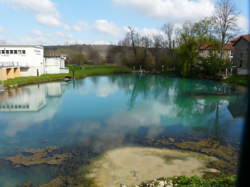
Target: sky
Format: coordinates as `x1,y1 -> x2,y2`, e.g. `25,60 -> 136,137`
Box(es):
0,0 -> 249,45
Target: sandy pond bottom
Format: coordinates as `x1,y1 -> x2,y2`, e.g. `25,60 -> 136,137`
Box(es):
85,147 -> 219,187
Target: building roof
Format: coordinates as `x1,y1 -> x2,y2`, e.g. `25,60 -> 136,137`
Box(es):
0,45 -> 43,49
199,43 -> 233,50
231,34 -> 250,46
224,43 -> 233,50
199,34 -> 250,50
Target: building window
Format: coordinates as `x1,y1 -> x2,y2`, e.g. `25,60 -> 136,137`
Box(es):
1,50 -> 5,54
6,50 -> 9,54
14,50 -> 17,54
18,50 -> 21,54
22,50 -> 26,54
10,50 -> 13,54
239,60 -> 243,68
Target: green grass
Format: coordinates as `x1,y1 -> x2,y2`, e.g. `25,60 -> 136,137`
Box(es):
170,176 -> 236,187
69,65 -> 132,79
139,176 -> 237,187
3,65 -> 132,88
224,75 -> 249,86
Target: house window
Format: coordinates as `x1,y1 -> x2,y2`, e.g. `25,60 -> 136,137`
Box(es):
10,50 -> 13,54
22,50 -> 26,54
14,50 -> 17,54
6,50 -> 9,54
239,60 -> 243,68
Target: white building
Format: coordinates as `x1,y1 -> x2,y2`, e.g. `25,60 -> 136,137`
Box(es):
0,45 -> 69,80
44,56 -> 68,74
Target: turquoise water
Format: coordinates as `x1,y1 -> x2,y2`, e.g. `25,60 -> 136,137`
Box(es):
0,75 -> 247,186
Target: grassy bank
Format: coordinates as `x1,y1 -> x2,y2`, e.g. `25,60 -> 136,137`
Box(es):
3,65 -> 132,88
139,176 -> 236,187
224,75 -> 249,86
69,65 -> 131,79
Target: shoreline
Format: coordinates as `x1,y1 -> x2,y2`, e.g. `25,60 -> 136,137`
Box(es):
1,65 -> 132,90
1,69 -> 247,92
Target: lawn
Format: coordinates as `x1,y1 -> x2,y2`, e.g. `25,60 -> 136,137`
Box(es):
3,65 -> 132,88
69,65 -> 131,79
224,75 -> 249,86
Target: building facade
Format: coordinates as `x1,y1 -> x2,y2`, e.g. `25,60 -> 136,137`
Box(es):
232,35 -> 250,75
0,45 -> 69,81
199,44 -> 233,60
44,56 -> 68,74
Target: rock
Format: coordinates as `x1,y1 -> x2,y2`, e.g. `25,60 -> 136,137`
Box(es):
206,168 -> 220,173
23,181 -> 33,187
158,181 -> 165,187
168,138 -> 175,143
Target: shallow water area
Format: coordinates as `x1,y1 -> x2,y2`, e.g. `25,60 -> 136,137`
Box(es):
0,74 -> 247,186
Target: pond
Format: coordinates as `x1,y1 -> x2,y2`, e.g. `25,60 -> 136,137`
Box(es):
0,75 -> 247,186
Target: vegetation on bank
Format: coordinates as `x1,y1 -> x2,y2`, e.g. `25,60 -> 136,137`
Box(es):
224,75 -> 249,86
68,65 -> 131,79
48,0 -> 238,81
139,176 -> 236,187
3,65 -> 132,88
3,73 -> 69,88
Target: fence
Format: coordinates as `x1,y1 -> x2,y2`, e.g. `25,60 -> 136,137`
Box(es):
0,62 -> 29,68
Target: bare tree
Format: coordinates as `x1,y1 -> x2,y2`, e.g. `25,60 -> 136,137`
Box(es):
162,23 -> 175,49
128,26 -> 139,58
141,36 -> 152,61
214,0 -> 238,55
152,34 -> 164,49
118,33 -> 131,47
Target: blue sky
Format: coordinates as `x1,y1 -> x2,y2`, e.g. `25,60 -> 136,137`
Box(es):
0,0 -> 249,45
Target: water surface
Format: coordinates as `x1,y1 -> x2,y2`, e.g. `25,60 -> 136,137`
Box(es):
0,75 -> 247,186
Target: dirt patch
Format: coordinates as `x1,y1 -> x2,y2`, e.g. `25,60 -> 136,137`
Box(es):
85,147 -> 219,187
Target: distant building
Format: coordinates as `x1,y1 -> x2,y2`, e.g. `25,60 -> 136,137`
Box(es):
0,45 -> 69,81
231,34 -> 250,75
199,43 -> 233,60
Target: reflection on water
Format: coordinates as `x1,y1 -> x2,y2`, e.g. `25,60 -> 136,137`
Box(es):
0,83 -> 67,137
0,75 -> 247,186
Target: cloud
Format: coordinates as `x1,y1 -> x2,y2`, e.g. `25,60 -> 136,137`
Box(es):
91,40 -> 112,45
36,14 -> 62,27
11,29 -> 75,45
55,32 -> 73,39
113,0 -> 215,22
0,27 -> 5,32
72,21 -> 90,32
135,27 -> 163,37
1,0 -> 58,15
236,15 -> 249,33
0,0 -> 62,27
94,19 -> 125,37
71,19 -> 163,39
72,19 -> 125,38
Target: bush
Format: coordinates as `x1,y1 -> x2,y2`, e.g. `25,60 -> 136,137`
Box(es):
68,53 -> 87,65
139,176 -> 237,187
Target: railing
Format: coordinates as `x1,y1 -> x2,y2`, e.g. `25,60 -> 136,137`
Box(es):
0,62 -> 29,68
60,68 -> 69,74
0,85 -> 4,92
